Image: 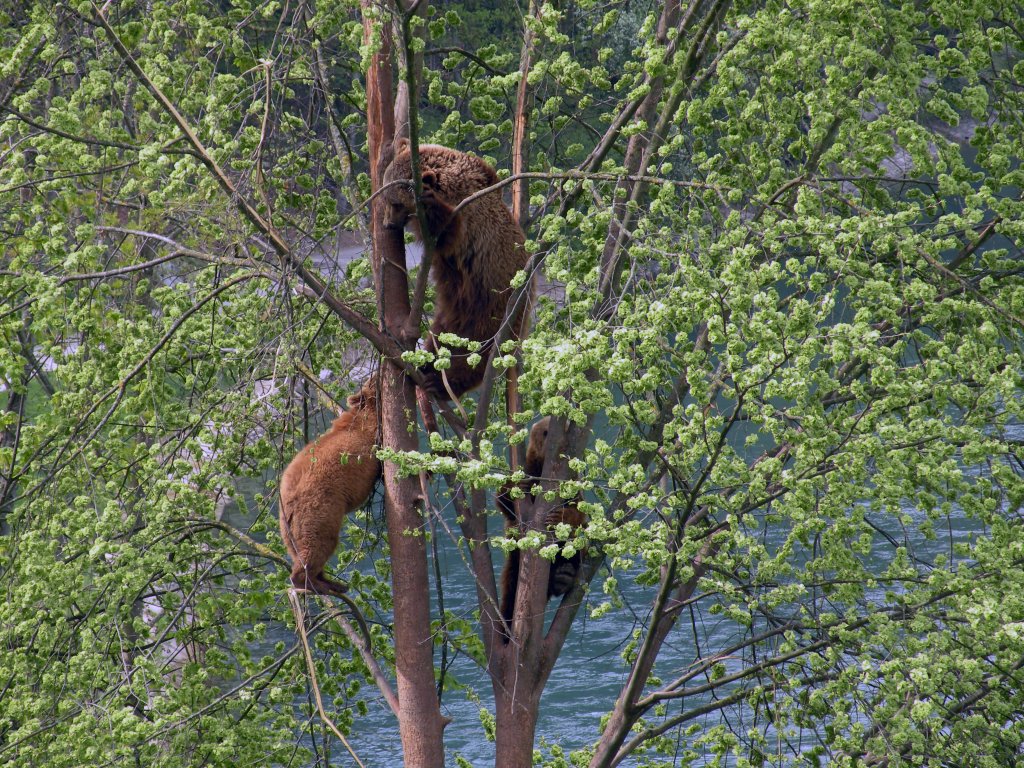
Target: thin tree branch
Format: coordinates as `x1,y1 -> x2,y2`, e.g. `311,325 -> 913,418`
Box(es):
88,2 -> 401,361
287,590 -> 367,768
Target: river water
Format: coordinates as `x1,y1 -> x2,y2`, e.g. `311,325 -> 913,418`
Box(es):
226,237 -> 1007,764
225,419 -> 1004,766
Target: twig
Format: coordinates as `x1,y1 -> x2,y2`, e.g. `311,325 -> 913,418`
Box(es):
322,601 -> 401,718
88,2 -> 400,361
1,104 -> 198,155
447,170 -> 725,221
917,246 -> 1024,330
424,46 -> 505,75
293,362 -> 345,416
423,470 -> 449,701
287,589 -> 367,768
11,273 -> 259,501
185,518 -> 287,565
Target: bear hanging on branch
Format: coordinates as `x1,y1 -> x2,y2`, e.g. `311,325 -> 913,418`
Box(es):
382,141 -> 529,399
498,417 -> 587,639
279,378 -> 381,595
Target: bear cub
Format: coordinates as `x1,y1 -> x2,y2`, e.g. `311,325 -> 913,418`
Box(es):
279,379 -> 381,595
382,141 -> 529,398
498,417 -> 587,636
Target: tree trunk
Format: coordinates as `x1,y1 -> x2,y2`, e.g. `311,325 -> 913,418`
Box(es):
363,5 -> 446,766
493,675 -> 542,768
588,553 -> 709,768
480,418 -> 593,766
492,572 -> 550,768
380,365 -> 446,767
487,507 -> 562,767
510,0 -> 538,230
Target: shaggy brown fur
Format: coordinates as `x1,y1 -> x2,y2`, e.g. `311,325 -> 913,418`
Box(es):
498,417 -> 586,635
382,141 -> 529,398
279,379 -> 381,595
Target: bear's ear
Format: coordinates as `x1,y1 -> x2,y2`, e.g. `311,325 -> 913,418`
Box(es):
422,168 -> 439,190
395,137 -> 411,154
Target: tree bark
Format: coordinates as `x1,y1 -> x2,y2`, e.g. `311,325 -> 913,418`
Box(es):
588,553 -> 707,768
363,4 -> 446,766
510,0 -> 538,230
493,668 -> 543,768
484,418 -> 585,768
490,542 -> 553,768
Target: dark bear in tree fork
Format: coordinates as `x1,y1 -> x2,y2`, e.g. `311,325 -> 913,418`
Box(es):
381,141 -> 530,399
278,379 -> 381,595
498,417 -> 587,639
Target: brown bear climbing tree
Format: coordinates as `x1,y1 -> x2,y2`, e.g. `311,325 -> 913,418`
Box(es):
279,378 -> 381,595
498,416 -> 587,637
381,141 -> 529,399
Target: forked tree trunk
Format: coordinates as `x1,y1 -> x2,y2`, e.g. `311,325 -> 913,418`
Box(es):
363,4 -> 446,766
491,546 -> 549,768
485,422 -> 585,768
493,675 -> 543,768
484,9 -> 547,766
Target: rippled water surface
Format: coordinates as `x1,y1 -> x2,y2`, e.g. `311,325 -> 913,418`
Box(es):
236,420 -> 1016,765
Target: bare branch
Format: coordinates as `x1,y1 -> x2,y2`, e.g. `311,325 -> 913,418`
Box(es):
88,2 -> 400,360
